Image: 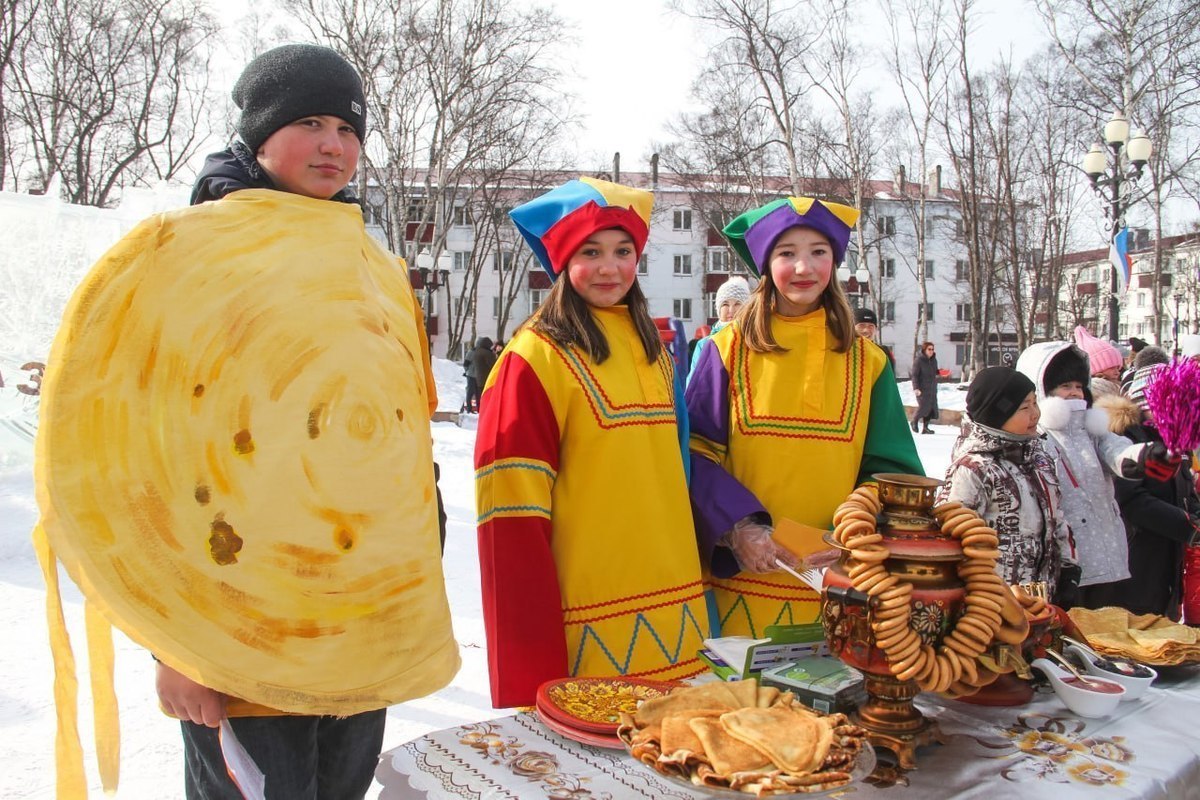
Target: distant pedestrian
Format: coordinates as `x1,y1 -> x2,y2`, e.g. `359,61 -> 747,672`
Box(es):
464,336 -> 496,413
911,341 -> 938,434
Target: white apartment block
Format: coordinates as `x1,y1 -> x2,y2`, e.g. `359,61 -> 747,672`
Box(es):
1057,231 -> 1200,351
366,168 -> 1010,380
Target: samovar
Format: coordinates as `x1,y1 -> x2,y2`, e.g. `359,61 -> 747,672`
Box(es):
821,473 -> 960,768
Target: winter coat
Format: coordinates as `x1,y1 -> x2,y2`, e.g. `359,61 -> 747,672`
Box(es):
937,419 -> 1072,594
911,352 -> 939,418
1016,341 -> 1142,587
469,338 -> 497,384
1098,395 -> 1200,619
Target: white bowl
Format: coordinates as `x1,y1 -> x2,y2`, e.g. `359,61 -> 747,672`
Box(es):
1064,643 -> 1157,701
1032,658 -> 1125,718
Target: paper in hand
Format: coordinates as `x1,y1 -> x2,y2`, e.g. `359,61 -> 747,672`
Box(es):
219,718 -> 266,800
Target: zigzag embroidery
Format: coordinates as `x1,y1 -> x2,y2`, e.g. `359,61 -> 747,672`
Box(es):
533,330 -> 677,428
717,594 -> 814,639
731,330 -> 867,440
477,504 -> 551,524
474,460 -> 557,481
570,602 -> 706,676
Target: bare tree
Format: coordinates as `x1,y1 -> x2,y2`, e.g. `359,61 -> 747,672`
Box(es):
3,0 -> 217,205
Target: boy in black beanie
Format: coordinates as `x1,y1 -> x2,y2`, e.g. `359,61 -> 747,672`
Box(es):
36,44 -> 458,799
936,367 -> 1078,601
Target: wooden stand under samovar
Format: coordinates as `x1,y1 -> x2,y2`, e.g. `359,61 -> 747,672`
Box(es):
821,473 -> 961,768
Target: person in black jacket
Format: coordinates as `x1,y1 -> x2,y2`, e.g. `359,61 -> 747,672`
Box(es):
910,341 -> 938,434
466,336 -> 497,413
1094,372 -> 1198,619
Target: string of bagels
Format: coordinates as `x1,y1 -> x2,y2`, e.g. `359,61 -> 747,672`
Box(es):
830,486 -> 1047,697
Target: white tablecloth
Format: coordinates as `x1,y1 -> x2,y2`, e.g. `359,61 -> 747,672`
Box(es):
377,669 -> 1200,799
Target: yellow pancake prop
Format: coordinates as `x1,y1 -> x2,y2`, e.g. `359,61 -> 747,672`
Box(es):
35,190 -> 460,795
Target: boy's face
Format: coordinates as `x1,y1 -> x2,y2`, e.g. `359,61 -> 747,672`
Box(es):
1050,380 -> 1086,401
256,115 -> 361,200
1001,391 -> 1041,435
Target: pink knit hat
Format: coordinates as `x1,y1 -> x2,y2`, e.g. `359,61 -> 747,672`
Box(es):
1073,326 -> 1123,375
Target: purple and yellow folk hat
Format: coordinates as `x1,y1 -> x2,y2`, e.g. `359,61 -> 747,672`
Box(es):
722,197 -> 860,277
509,177 -> 654,279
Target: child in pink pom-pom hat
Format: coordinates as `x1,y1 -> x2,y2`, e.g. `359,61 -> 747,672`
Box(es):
1073,325 -> 1124,399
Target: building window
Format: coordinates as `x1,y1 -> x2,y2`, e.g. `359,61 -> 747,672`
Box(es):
452,205 -> 471,226
530,288 -> 547,310
1136,321 -> 1146,334
955,260 -> 968,282
956,302 -> 972,322
954,218 -> 965,237
956,344 -> 968,365
673,254 -> 692,275
1137,292 -> 1146,307
705,292 -> 718,319
673,209 -> 693,231
881,258 -> 895,279
708,249 -> 731,272
638,254 -> 649,275
877,216 -> 896,236
492,251 -> 513,272
673,298 -> 692,319
921,302 -> 935,321
1080,266 -> 1095,283
453,251 -> 471,271
492,296 -> 501,318
924,217 -> 935,236
924,260 -> 935,279
1119,322 -> 1128,337
883,301 -> 895,322
493,205 -> 514,225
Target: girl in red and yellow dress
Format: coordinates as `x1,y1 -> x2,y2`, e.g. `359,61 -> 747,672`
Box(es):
686,197 -> 923,638
474,177 -> 708,708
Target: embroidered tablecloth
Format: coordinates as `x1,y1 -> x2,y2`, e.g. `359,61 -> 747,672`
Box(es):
377,669 -> 1200,799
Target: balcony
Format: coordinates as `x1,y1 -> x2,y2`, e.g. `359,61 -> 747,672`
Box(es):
1076,282 -> 1097,296
1135,273 -> 1172,289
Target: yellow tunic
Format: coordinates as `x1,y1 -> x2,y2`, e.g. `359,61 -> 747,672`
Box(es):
475,306 -> 707,706
687,309 -> 922,637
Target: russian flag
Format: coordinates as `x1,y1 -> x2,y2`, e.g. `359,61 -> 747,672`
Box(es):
1109,227 -> 1133,295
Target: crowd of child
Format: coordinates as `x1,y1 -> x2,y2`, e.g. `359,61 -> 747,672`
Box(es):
29,41 -> 1200,800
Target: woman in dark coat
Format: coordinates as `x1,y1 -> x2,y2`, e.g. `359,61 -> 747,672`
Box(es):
910,341 -> 938,434
1094,378 -> 1200,619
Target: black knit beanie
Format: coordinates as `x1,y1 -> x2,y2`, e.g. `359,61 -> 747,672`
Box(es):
1042,346 -> 1090,395
233,44 -> 367,153
967,367 -> 1036,430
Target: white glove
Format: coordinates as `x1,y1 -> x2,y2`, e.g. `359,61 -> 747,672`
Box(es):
723,517 -> 801,574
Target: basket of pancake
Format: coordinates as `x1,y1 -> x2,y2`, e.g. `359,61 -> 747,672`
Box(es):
1069,607 -> 1200,666
617,678 -> 873,796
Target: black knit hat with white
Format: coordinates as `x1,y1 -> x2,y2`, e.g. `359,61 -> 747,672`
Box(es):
232,44 -> 367,153
967,367 -> 1036,430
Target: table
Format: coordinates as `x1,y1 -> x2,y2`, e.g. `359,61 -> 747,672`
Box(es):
377,669 -> 1200,799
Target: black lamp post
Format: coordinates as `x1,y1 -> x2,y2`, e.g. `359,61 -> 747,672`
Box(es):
1082,112 -> 1153,341
836,262 -> 871,309
1173,291 -> 1184,356
416,250 -> 452,341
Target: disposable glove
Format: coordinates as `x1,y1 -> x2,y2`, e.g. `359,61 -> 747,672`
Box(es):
723,516 -> 801,574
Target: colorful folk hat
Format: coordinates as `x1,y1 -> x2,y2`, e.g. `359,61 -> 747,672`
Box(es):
509,177 -> 654,279
722,197 -> 860,277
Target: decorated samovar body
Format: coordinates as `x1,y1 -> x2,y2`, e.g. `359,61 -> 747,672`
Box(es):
821,473 -> 961,767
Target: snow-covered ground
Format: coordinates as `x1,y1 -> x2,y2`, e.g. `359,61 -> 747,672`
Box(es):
0,367 -> 959,799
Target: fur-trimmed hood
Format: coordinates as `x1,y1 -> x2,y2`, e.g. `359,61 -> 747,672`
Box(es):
1097,393 -> 1142,435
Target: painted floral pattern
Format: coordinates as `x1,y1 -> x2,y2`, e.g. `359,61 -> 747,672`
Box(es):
458,720 -> 614,799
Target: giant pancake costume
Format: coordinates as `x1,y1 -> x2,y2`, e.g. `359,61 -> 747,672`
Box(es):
34,189 -> 459,795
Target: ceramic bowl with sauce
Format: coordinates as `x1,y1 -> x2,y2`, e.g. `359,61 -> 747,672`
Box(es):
1031,658 -> 1126,718
1064,642 -> 1157,701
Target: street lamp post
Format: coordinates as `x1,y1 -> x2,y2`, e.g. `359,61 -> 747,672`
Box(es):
1082,112 -> 1153,341
836,263 -> 871,309
1173,291 -> 1184,356
415,249 -> 453,342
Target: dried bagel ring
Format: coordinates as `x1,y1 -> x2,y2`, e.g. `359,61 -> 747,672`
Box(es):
851,545 -> 889,563
844,531 -> 884,550
965,605 -> 1003,629
848,559 -> 884,579
916,648 -> 941,685
956,614 -> 998,644
932,500 -> 963,517
872,600 -> 910,622
962,546 -> 1001,561
942,632 -> 982,659
956,650 -> 979,685
893,647 -> 928,682
938,650 -> 962,688
960,532 -> 1000,550
860,571 -> 898,595
877,625 -> 914,651
875,584 -> 912,605
872,613 -> 909,635
887,631 -> 922,661
852,485 -> 882,511
948,516 -> 989,538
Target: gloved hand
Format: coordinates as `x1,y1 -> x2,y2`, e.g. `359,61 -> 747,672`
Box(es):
723,517 -> 800,574
1143,442 -> 1182,482
1052,562 -> 1083,610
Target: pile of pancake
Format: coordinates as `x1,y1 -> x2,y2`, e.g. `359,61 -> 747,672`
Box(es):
1070,607 -> 1200,665
617,679 -> 868,796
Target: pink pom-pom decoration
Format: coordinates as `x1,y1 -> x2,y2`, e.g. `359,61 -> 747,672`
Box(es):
1145,357 -> 1200,454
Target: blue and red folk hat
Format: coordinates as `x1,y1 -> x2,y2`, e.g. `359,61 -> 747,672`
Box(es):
509,177 -> 654,279
722,197 -> 860,277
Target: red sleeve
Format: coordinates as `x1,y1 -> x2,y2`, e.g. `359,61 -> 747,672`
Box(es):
474,352 -> 566,707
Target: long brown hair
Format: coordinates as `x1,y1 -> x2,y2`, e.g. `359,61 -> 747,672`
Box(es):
740,255 -> 855,354
533,277 -> 662,364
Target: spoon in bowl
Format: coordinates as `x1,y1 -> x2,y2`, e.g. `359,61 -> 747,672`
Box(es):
1046,649 -> 1106,689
